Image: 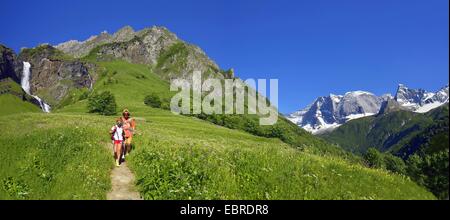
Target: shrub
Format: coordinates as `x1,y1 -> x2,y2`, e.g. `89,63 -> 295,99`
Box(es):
222,115 -> 242,129
79,90 -> 90,101
406,154 -> 425,185
363,148 -> 384,168
144,93 -> 162,108
87,91 -> 117,115
160,101 -> 170,110
135,74 -> 147,79
384,154 -> 406,175
422,151 -> 449,200
407,151 -> 449,199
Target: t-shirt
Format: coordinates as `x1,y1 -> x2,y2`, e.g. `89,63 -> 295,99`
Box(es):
122,118 -> 135,138
111,125 -> 124,141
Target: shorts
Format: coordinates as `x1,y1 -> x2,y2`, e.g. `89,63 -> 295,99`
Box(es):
114,140 -> 123,145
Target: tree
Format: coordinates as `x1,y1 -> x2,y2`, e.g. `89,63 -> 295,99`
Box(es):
87,91 -> 117,115
363,148 -> 384,168
406,151 -> 449,199
384,154 -> 406,175
406,154 -> 425,186
144,93 -> 162,108
421,151 -> 449,199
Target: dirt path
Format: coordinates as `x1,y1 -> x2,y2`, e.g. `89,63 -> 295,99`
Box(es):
107,161 -> 143,200
104,142 -> 142,200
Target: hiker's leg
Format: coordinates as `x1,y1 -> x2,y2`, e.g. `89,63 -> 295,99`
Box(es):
115,143 -> 122,163
123,138 -> 128,154
121,142 -> 126,157
114,143 -> 118,160
126,136 -> 133,153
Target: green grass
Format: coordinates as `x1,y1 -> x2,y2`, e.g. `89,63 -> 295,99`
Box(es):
127,114 -> 435,199
1,100 -> 435,199
0,78 -> 25,95
61,61 -> 338,154
1,59 -> 436,200
20,44 -> 74,61
0,113 -> 112,199
59,60 -> 174,114
0,94 -> 40,116
156,42 -> 190,70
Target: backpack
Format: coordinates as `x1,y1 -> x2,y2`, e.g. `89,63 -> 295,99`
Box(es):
111,125 -> 120,140
111,126 -> 116,140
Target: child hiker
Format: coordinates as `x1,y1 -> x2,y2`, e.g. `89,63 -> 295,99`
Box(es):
110,118 -> 125,167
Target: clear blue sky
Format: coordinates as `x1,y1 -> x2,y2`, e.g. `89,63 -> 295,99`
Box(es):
1,0 -> 448,113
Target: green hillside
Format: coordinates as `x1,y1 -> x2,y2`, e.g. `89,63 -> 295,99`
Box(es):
321,105 -> 449,199
0,109 -> 435,200
321,105 -> 449,157
59,60 -> 337,154
0,58 -> 436,199
0,94 -> 40,116
0,78 -> 41,115
393,105 -> 449,158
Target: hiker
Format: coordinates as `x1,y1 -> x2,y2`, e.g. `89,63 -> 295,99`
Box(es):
110,118 -> 125,167
121,109 -> 136,158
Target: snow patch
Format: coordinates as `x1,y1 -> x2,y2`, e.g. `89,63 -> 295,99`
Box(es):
345,91 -> 374,96
414,102 -> 445,113
345,113 -> 375,121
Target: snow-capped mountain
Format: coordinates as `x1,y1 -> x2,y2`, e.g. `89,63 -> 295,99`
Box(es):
287,91 -> 384,134
395,84 -> 449,113
288,84 -> 449,134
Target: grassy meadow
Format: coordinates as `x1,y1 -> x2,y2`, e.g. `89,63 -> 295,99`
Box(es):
0,60 -> 436,200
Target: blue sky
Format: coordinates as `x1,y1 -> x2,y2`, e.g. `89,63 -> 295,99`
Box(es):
1,0 -> 448,113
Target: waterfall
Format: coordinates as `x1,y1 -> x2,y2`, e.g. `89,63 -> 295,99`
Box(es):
21,62 -> 31,94
88,73 -> 93,90
21,62 -> 51,113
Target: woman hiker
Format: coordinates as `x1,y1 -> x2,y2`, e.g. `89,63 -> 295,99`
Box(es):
110,118 -> 125,167
121,109 -> 136,159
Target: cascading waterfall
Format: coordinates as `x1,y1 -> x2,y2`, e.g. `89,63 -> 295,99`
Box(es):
88,73 -> 93,90
21,62 -> 51,113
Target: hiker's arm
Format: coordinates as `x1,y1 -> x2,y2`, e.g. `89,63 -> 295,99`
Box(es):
131,118 -> 136,129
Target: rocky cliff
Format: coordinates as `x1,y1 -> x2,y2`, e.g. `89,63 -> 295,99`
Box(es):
18,44 -> 95,106
57,26 -> 224,81
0,44 -> 22,83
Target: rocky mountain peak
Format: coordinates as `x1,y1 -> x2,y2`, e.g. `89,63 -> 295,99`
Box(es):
395,83 -> 429,107
435,85 -> 449,103
394,83 -> 449,112
287,90 -> 383,134
288,83 -> 448,134
378,98 -> 408,115
113,25 -> 136,42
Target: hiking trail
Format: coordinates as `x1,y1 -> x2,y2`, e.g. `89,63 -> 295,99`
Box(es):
105,143 -> 142,200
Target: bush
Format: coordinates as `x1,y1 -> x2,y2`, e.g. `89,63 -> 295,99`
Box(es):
384,154 -> 406,175
144,93 -> 162,108
422,151 -> 449,200
135,74 -> 147,79
87,91 -> 117,115
407,151 -> 449,199
364,148 -> 384,168
222,115 -> 242,129
79,90 -> 90,101
406,154 -> 426,186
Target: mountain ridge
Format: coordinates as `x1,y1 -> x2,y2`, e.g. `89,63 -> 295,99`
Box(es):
288,84 -> 449,134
